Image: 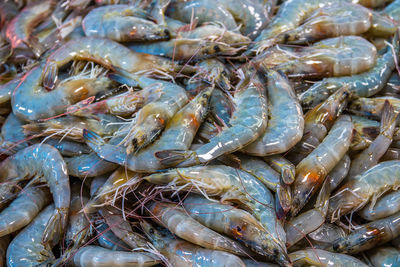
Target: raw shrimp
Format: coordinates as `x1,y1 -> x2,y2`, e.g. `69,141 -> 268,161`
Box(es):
84,86 -> 211,172
82,4 -> 170,42
264,155 -> 296,185
380,72 -> 400,97
0,186 -> 50,237
328,160 -> 400,221
146,201 -> 251,256
242,70 -> 304,156
290,115 -> 354,216
300,33 -> 399,106
326,154 -> 351,191
241,259 -> 278,267
289,249 -> 368,267
349,96 -> 400,120
350,115 -> 380,151
141,220 -> 246,267
44,139 -> 91,157
90,175 -> 108,196
72,245 -> 160,267
144,165 -> 290,266
382,0 -> 400,23
0,75 -> 23,106
0,144 -> 70,245
183,194 -> 275,258
65,152 -> 118,178
5,0 -> 54,57
7,205 -> 56,266
0,113 -> 29,155
330,211 -> 400,253
156,70 -> 268,167
359,190 -> 400,221
307,223 -> 347,247
347,101 -> 398,179
12,65 -> 113,121
368,247 -> 400,267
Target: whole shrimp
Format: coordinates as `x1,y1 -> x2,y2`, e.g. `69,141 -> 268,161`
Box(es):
289,115 -> 354,217
156,69 -> 268,167
368,247 -> 400,267
146,201 -> 251,256
328,160 -> 400,221
7,205 -> 56,266
242,70 -> 304,156
72,245 -> 161,267
141,220 -> 246,267
144,165 -> 290,266
289,249 -> 368,267
0,144 -> 70,245
330,211 -> 400,254
300,32 -> 399,106
82,5 -> 170,42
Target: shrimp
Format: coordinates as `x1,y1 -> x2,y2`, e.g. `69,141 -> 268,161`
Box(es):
300,32 -> 399,106
0,75 -> 23,106
72,245 -> 161,267
44,139 -> 91,157
242,70 -> 304,156
90,175 -> 108,196
12,65 -> 114,121
95,222 -> 131,251
0,113 -> 29,156
382,0 -> 400,23
183,194 -> 276,258
326,154 -> 351,192
65,152 -> 119,178
143,165 -> 290,266
83,86 -> 211,172
330,211 -> 400,254
328,160 -> 400,222
359,190 -> 400,221
146,201 -> 251,256
349,96 -> 400,121
347,101 -> 398,179
350,115 -> 380,151
0,186 -> 51,238
42,37 -> 193,90
264,155 -> 296,185
290,115 -> 354,217
380,72 -> 400,97
0,144 -> 70,245
156,69 -> 268,167
241,259 -> 278,267
368,247 -> 400,267
289,249 -> 368,267
141,220 -> 246,267
82,5 -> 170,42
308,223 -> 347,247
5,0 -> 54,58
258,36 -> 377,78
7,205 -> 56,266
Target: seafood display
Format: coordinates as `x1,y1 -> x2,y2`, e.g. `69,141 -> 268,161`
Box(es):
2,0 -> 400,266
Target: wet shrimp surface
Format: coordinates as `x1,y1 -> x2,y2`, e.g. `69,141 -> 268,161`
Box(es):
1,0 -> 400,266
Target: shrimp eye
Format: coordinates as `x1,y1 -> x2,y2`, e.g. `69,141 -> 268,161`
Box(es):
214,45 -> 221,53
236,226 -> 242,232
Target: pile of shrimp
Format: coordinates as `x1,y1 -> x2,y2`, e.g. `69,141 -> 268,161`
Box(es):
2,0 -> 400,266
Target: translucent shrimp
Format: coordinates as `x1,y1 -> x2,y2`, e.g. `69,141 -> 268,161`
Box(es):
368,247 -> 400,267
0,186 -> 51,238
0,113 -> 29,156
146,201 -> 251,256
44,139 -> 91,157
5,0 -> 54,57
83,86 -> 211,172
258,36 -> 377,78
141,220 -> 246,267
264,155 -> 296,185
65,152 -> 119,178
290,115 -> 354,217
72,245 -> 161,267
0,144 -> 70,245
12,65 -> 114,121
144,165 -> 290,266
156,70 -> 268,167
359,190 -> 400,221
328,160 -> 400,221
330,211 -> 400,254
382,0 -> 400,23
7,205 -> 56,266
347,101 -> 398,179
183,194 -> 276,258
82,4 -> 170,42
242,70 -> 304,156
300,33 -> 399,106
326,154 -> 351,191
308,223 -> 347,247
289,249 -> 368,267
349,96 -> 400,121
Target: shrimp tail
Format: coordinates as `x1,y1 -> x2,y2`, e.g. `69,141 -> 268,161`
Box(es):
26,35 -> 46,58
155,149 -> 199,167
42,208 -> 67,246
380,100 -> 398,135
43,61 -> 58,91
83,129 -> 105,147
281,166 -> 295,185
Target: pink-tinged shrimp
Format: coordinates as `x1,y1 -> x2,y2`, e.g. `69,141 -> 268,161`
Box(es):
289,115 -> 354,217
328,160 -> 400,222
0,144 -> 70,246
6,0 -> 55,58
289,249 -> 368,267
242,70 -> 304,156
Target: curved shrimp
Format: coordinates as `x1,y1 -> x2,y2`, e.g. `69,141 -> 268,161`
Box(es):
300,32 -> 399,106
242,70 -> 303,156
7,205 -> 56,266
82,5 -> 170,42
141,220 -> 246,267
289,249 -> 368,267
330,211 -> 400,254
368,247 -> 400,267
156,70 -> 268,167
328,160 -> 400,222
146,201 -> 251,256
72,245 -> 161,267
144,165 -> 290,266
0,144 -> 70,245
290,115 -> 354,217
